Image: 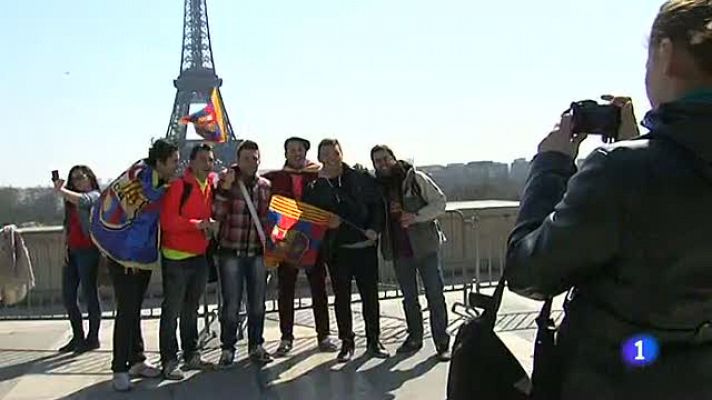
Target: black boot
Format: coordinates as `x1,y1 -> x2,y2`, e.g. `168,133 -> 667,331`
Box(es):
61,317 -> 86,354
59,337 -> 86,353
72,338 -> 90,354
367,341 -> 390,359
58,338 -> 79,353
436,343 -> 451,362
86,327 -> 100,350
84,336 -> 100,351
396,335 -> 423,354
337,339 -> 355,363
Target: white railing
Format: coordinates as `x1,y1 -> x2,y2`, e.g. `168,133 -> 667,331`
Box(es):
0,201 -> 519,320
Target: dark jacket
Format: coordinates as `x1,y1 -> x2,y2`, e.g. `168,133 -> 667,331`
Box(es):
303,163 -> 385,249
379,161 -> 447,261
505,98 -> 712,398
262,161 -> 320,200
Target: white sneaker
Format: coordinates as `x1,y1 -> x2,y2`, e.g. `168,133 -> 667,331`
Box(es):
112,372 -> 131,392
128,360 -> 161,378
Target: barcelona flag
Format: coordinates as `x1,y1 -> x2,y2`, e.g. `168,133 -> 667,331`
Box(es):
264,195 -> 332,268
90,160 -> 167,271
179,87 -> 229,143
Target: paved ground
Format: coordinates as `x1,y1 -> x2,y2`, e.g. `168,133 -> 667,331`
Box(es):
0,289 -> 564,400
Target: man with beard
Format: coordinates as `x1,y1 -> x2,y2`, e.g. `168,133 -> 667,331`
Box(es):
370,145 -> 451,361
263,137 -> 338,357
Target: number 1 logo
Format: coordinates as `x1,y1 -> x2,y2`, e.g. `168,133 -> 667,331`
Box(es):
622,335 -> 659,367
634,340 -> 645,361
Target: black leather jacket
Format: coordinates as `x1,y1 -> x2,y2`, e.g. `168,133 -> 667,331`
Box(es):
303,164 -> 385,248
506,99 -> 712,398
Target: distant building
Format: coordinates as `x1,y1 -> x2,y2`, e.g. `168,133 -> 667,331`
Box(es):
445,162 -> 466,171
510,158 -> 531,183
460,161 -> 508,185
419,165 -> 445,182
419,164 -> 445,174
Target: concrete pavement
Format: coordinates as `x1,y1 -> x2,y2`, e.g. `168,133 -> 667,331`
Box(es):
0,289 -> 561,400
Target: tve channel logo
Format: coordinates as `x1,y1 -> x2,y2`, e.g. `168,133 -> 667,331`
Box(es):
621,334 -> 660,367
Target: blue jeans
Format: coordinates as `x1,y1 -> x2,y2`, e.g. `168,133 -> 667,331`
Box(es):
218,254 -> 267,350
62,248 -> 101,342
159,255 -> 209,364
393,251 -> 450,349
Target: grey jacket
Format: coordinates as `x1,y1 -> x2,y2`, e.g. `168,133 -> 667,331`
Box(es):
380,165 -> 447,261
63,191 -> 101,237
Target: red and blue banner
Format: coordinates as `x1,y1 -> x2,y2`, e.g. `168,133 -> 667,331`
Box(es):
179,87 -> 229,143
264,195 -> 331,268
90,160 -> 167,270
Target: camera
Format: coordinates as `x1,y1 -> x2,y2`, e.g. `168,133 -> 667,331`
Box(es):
567,100 -> 621,143
51,170 -> 60,182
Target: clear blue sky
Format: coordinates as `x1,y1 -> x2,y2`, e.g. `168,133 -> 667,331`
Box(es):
1,0 -> 660,187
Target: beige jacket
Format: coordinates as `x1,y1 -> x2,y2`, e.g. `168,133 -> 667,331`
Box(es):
0,225 -> 35,305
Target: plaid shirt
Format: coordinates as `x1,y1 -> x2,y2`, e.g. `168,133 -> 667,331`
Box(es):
213,174 -> 271,257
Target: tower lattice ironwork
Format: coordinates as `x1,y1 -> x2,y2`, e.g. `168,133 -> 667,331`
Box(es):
165,0 -> 238,167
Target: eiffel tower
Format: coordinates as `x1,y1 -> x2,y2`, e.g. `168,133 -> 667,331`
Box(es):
165,0 -> 239,168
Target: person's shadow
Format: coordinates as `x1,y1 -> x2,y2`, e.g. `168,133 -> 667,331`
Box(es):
58,337 -> 443,400
264,348 -> 442,400
0,349 -> 84,383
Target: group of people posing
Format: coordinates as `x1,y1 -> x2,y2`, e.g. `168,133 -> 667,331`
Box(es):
50,0 -> 712,397
54,136 -> 452,392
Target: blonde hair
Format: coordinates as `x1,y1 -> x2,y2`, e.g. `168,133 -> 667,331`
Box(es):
652,0 -> 712,73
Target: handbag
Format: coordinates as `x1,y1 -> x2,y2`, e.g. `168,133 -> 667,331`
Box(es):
446,278 -> 531,400
447,277 -> 562,400
530,297 -> 561,400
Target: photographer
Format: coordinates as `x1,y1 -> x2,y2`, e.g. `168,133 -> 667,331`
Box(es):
505,0 -> 712,398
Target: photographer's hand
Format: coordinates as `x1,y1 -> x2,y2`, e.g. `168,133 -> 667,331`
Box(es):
601,95 -> 640,141
538,114 -> 587,159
